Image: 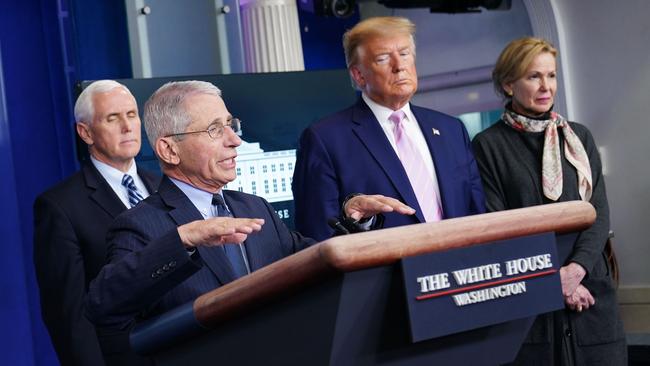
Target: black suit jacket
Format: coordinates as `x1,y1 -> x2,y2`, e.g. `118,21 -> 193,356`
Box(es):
86,176 -> 314,329
33,162 -> 159,366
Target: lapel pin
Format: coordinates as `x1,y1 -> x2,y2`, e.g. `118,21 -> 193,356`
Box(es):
432,128 -> 440,136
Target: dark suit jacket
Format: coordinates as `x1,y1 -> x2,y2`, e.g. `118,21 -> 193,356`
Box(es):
34,162 -> 159,366
472,121 -> 626,363
86,176 -> 314,330
293,98 -> 486,241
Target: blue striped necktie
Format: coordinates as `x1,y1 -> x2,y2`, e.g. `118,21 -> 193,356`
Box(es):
212,194 -> 249,279
121,174 -> 144,208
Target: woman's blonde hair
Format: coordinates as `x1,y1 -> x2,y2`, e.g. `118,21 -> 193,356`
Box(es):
492,37 -> 558,100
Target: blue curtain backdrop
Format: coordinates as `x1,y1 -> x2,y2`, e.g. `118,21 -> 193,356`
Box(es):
1,1 -> 77,364
0,0 -> 131,364
0,42 -> 36,365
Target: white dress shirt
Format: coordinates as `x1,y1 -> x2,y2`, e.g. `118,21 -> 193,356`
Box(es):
168,177 -> 219,219
91,156 -> 150,208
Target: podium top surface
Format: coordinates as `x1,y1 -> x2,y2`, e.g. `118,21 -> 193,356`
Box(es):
193,201 -> 595,326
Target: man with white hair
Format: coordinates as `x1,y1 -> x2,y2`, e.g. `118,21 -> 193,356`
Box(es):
85,80 -> 413,332
34,80 -> 159,366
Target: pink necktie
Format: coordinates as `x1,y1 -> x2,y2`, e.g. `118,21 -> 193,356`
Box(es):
389,110 -> 443,222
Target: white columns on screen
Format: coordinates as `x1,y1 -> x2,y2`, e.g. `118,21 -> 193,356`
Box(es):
239,0 -> 305,72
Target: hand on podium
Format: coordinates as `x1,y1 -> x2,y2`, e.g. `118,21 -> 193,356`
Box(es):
343,194 -> 415,221
328,194 -> 415,235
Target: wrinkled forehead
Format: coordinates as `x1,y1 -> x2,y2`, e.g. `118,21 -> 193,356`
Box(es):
92,88 -> 138,116
183,93 -> 230,127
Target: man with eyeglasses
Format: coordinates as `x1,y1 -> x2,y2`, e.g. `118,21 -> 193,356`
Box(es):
85,80 -> 414,339
33,80 -> 159,366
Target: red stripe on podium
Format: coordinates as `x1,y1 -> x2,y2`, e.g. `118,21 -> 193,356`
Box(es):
416,269 -> 557,301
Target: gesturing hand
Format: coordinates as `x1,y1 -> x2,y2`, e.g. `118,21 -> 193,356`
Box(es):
178,217 -> 265,249
344,194 -> 415,221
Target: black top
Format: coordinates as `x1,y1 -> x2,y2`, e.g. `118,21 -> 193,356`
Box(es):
34,162 -> 160,366
472,120 -> 609,274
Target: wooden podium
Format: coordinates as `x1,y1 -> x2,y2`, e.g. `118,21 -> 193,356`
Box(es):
131,201 -> 595,365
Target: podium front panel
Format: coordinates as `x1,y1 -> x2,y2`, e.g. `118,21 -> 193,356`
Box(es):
402,232 -> 564,342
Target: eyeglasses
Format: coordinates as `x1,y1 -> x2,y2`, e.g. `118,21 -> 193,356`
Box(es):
165,118 -> 242,139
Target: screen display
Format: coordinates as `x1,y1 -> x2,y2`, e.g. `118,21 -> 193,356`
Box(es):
78,69 -> 357,228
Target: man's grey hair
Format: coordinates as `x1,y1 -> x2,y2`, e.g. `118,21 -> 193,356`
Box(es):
143,80 -> 222,150
73,80 -> 130,123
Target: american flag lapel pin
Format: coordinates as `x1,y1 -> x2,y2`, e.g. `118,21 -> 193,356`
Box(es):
432,128 -> 441,136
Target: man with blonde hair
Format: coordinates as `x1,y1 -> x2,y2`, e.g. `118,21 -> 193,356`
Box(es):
293,16 -> 486,241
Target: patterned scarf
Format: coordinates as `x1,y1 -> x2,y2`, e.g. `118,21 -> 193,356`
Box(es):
502,109 -> 592,202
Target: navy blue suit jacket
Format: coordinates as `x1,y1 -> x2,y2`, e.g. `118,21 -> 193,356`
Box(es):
86,176 -> 314,329
293,99 -> 486,241
34,162 -> 159,366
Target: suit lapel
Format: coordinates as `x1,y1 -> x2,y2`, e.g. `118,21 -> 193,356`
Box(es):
137,167 -> 160,194
412,106 -> 453,218
351,100 -> 425,222
84,162 -> 160,218
158,177 -> 237,285
83,163 -> 127,219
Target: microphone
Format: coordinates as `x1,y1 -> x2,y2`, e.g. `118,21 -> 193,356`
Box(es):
328,217 -> 350,235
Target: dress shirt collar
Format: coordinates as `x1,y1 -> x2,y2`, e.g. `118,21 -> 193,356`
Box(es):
91,155 -> 138,186
362,93 -> 415,125
91,156 -> 151,208
168,177 -> 224,219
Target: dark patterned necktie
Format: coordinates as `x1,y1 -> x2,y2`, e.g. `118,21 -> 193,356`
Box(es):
121,174 -> 144,208
211,194 -> 249,278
